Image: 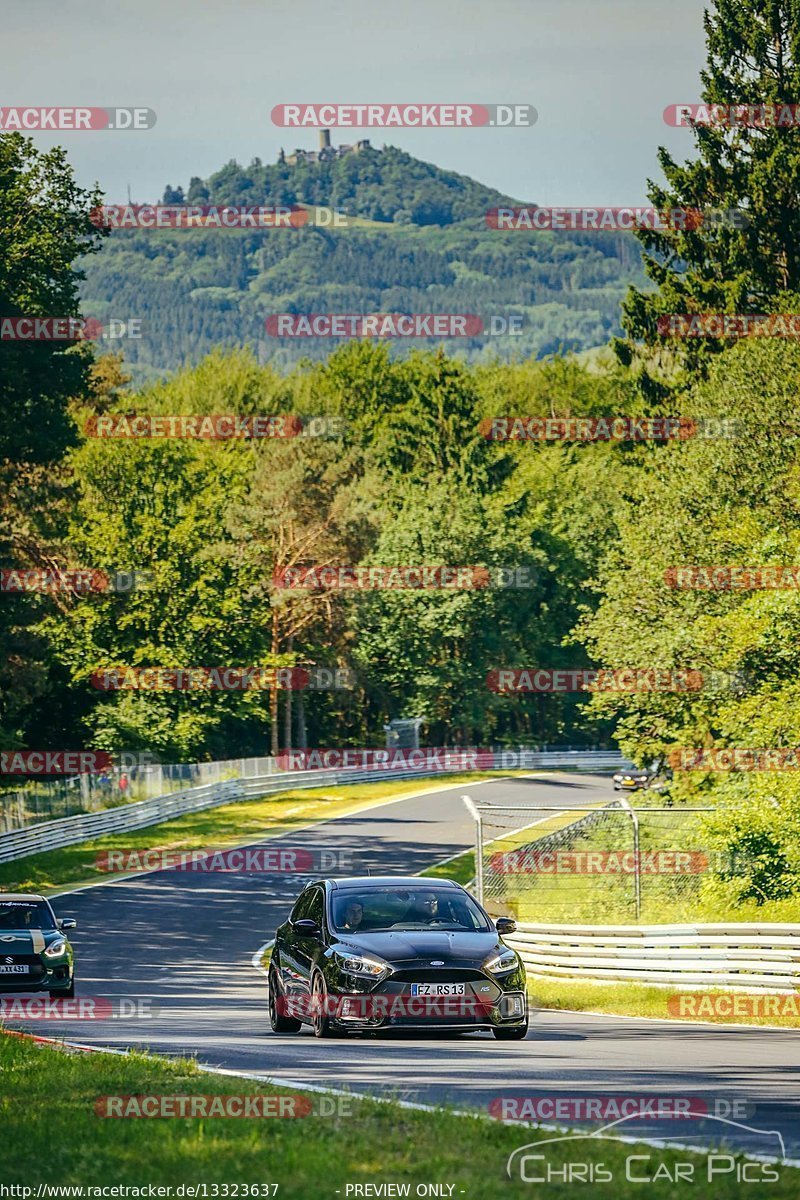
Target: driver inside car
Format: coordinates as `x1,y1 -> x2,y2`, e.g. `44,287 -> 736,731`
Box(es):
340,900 -> 364,931
409,892 -> 440,923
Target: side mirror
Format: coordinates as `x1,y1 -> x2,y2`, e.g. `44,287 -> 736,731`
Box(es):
59,918 -> 77,931
495,917 -> 516,935
293,918 -> 321,938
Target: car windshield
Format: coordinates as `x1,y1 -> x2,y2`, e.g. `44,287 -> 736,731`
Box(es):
0,901 -> 56,931
330,888 -> 491,934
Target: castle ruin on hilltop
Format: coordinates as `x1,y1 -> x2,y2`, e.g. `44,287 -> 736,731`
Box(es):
279,129 -> 373,166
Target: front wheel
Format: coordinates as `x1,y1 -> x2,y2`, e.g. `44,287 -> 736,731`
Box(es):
268,964 -> 301,1033
493,1023 -> 528,1040
311,972 -> 337,1038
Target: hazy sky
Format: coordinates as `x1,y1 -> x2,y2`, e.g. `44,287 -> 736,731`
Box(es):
4,0 -> 709,205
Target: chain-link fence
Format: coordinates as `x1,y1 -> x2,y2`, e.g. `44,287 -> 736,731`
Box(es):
0,756 -> 280,833
465,797 -> 716,923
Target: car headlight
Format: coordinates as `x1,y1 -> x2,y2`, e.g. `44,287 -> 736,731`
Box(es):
334,951 -> 389,979
43,939 -> 68,959
484,949 -> 518,975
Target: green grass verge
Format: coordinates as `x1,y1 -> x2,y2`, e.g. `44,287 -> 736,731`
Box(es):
418,796 -> 604,888
0,773 -> 494,895
2,1031 -> 793,1194
456,792 -> 800,924
420,849 -> 474,885
528,976 -> 800,1028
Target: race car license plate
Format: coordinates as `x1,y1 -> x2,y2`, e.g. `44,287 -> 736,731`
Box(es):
410,983 -> 465,996
0,965 -> 28,974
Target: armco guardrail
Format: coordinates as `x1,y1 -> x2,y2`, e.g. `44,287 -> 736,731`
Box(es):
506,922 -> 800,990
0,749 -> 628,865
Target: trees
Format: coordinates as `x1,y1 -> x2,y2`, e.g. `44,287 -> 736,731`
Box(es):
34,339 -> 620,759
0,133 -> 105,462
227,430 -> 369,755
619,0 -> 800,387
0,133 -> 104,750
578,338 -> 800,901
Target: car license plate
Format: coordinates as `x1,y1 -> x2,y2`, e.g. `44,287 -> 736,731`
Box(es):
409,983 -> 465,996
0,965 -> 28,974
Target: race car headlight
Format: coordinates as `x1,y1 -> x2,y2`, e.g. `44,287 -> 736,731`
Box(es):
335,951 -> 389,979
484,949 -> 518,975
43,939 -> 68,959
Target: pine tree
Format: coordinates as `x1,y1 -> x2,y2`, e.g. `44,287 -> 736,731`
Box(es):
618,0 -> 800,387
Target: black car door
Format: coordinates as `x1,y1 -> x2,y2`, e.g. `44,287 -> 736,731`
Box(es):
280,886 -> 325,1003
292,885 -> 325,998
279,889 -> 314,1002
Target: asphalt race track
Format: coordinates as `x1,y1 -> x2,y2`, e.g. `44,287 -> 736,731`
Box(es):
6,772 -> 800,1162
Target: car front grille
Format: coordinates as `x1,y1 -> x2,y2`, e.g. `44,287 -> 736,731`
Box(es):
0,953 -> 44,979
389,968 -> 486,983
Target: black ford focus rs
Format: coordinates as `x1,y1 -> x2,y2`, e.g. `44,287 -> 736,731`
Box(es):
268,876 -> 528,1039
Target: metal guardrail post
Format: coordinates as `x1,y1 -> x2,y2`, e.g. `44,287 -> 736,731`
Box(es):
462,795 -> 484,905
614,795 -> 641,920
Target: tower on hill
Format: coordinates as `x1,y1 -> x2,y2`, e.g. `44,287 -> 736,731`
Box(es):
283,131 -> 372,166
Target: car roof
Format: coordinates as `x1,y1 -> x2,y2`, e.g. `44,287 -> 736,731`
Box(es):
323,877 -> 461,890
0,893 -> 48,902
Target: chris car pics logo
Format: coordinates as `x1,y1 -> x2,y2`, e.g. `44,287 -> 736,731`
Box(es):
506,1114 -> 784,1185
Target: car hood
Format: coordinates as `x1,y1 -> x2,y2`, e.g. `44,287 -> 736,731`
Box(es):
332,929 -> 504,965
0,929 -> 50,952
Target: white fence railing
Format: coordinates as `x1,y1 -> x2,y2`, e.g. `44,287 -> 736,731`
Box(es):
0,750 -> 628,865
507,922 -> 800,990
0,756 -> 282,833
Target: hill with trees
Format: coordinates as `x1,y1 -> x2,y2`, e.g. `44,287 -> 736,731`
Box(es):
80,145 -> 646,382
